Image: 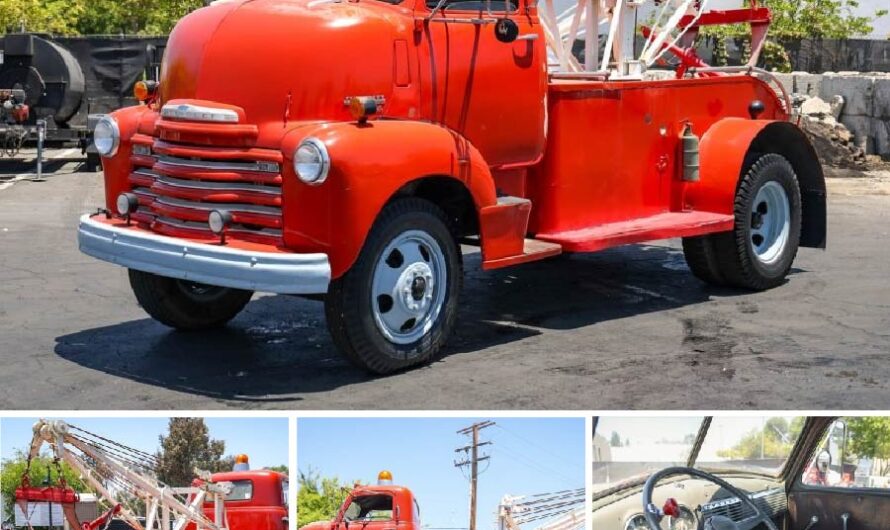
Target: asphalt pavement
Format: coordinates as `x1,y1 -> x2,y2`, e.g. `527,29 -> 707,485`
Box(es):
1,154 -> 889,410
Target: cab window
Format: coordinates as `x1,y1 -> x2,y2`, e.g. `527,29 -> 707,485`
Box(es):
282,479 -> 289,508
802,418 -> 890,489
425,0 -> 517,12
344,495 -> 393,522
226,480 -> 254,501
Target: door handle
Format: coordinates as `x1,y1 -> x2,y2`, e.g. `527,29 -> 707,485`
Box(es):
516,34 -> 539,41
803,515 -> 819,530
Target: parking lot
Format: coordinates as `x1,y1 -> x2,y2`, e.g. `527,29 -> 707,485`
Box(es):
1,151 -> 889,410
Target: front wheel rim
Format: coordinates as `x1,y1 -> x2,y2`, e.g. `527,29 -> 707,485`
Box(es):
371,230 -> 448,345
750,180 -> 791,265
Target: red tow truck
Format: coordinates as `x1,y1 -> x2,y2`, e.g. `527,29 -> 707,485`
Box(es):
80,0 -> 826,373
299,471 -> 419,530
15,421 -> 288,530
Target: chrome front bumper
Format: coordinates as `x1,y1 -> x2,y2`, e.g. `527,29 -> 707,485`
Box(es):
77,214 -> 331,294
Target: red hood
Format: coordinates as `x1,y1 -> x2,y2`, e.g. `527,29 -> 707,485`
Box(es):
160,0 -> 414,137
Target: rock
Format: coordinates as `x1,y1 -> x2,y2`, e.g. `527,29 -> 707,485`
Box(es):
821,74 -> 875,117
800,115 -> 869,171
800,96 -> 832,117
829,95 -> 845,120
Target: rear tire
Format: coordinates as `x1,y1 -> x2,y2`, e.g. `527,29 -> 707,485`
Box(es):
324,198 -> 462,374
128,269 -> 253,330
683,153 -> 802,291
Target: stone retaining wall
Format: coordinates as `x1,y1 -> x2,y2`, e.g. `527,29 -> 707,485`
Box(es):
772,72 -> 890,158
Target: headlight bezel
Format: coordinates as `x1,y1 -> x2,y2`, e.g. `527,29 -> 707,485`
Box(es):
293,137 -> 330,186
94,115 -> 121,158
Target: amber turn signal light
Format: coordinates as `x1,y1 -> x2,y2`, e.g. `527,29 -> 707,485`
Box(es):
134,80 -> 159,102
348,97 -> 378,124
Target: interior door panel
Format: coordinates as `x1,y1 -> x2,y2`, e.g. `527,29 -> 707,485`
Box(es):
788,489 -> 890,530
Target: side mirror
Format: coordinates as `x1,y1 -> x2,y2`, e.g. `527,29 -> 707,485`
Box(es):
494,18 -> 519,43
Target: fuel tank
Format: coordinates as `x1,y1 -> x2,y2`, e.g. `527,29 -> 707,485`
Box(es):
159,0 -> 418,142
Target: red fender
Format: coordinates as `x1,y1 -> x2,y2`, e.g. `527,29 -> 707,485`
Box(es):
688,117 -> 827,248
101,105 -> 155,213
279,120 -> 499,278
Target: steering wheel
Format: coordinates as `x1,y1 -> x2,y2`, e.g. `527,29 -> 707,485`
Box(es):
642,467 -> 779,530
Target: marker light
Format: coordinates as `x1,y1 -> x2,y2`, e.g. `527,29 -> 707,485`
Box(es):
116,193 -> 139,216
293,138 -> 330,185
377,470 -> 393,485
134,81 -> 159,103
348,97 -> 378,123
234,454 -> 250,471
94,115 -> 120,158
208,210 -> 233,235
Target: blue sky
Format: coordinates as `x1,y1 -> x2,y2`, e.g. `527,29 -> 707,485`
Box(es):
297,418 -> 585,530
1,417 -> 289,470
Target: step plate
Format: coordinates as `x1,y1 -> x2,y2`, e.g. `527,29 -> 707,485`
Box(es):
536,211 -> 735,252
482,238 -> 563,270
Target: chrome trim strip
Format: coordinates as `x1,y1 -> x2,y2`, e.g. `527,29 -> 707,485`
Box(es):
78,214 -> 330,294
156,175 -> 281,195
156,155 -> 280,174
155,216 -> 283,237
160,103 -> 240,123
155,196 -> 281,216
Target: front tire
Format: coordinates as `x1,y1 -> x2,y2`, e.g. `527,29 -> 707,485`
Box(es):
128,269 -> 253,330
683,153 -> 802,291
325,198 -> 462,374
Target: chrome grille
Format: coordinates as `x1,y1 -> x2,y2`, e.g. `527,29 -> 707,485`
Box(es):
128,138 -> 284,245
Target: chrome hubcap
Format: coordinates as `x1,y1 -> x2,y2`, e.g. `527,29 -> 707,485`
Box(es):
371,230 -> 447,345
750,181 -> 791,265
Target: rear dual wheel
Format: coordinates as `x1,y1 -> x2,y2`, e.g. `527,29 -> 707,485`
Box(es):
683,153 -> 802,291
325,198 -> 462,374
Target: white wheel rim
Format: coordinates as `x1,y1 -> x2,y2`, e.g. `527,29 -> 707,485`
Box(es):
371,230 -> 447,345
750,181 -> 791,265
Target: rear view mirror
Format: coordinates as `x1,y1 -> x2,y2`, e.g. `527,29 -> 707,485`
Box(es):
495,18 -> 519,43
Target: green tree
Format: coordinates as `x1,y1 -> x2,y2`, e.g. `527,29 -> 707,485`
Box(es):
1,451 -> 90,520
846,417 -> 890,475
266,465 -> 290,474
717,417 -> 805,460
154,418 -> 234,486
0,0 -> 205,35
297,470 -> 353,528
609,432 -> 622,447
703,0 -> 888,72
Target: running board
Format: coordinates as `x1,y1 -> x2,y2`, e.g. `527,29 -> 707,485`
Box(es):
482,238 -> 562,270
536,211 -> 735,252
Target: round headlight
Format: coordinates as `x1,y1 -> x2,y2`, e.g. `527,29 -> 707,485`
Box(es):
293,138 -> 330,185
116,193 -> 139,216
94,116 -> 120,158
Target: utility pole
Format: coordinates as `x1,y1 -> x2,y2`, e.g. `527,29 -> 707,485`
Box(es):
455,421 -> 495,530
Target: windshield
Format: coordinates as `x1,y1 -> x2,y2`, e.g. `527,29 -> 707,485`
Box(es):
593,416 -> 805,495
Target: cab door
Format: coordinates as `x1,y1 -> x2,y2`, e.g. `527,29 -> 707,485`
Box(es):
788,418 -> 890,530
417,0 -> 547,167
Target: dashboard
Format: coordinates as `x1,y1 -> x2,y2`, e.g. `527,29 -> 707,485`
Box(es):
592,475 -> 787,530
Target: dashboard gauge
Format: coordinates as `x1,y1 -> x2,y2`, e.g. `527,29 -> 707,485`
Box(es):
624,514 -> 652,530
668,506 -> 697,530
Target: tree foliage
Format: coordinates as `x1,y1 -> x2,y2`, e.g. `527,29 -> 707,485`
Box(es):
297,470 -> 353,529
0,0 -> 205,35
154,418 -> 234,487
717,417 -> 805,460
846,417 -> 890,475
703,0 -> 888,72
1,451 -> 90,521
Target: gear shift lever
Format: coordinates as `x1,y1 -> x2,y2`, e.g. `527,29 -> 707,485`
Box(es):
841,512 -> 850,530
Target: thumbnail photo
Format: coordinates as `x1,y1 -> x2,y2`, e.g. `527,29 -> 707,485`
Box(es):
297,418 -> 584,530
1,417 -> 289,530
592,415 -> 890,530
